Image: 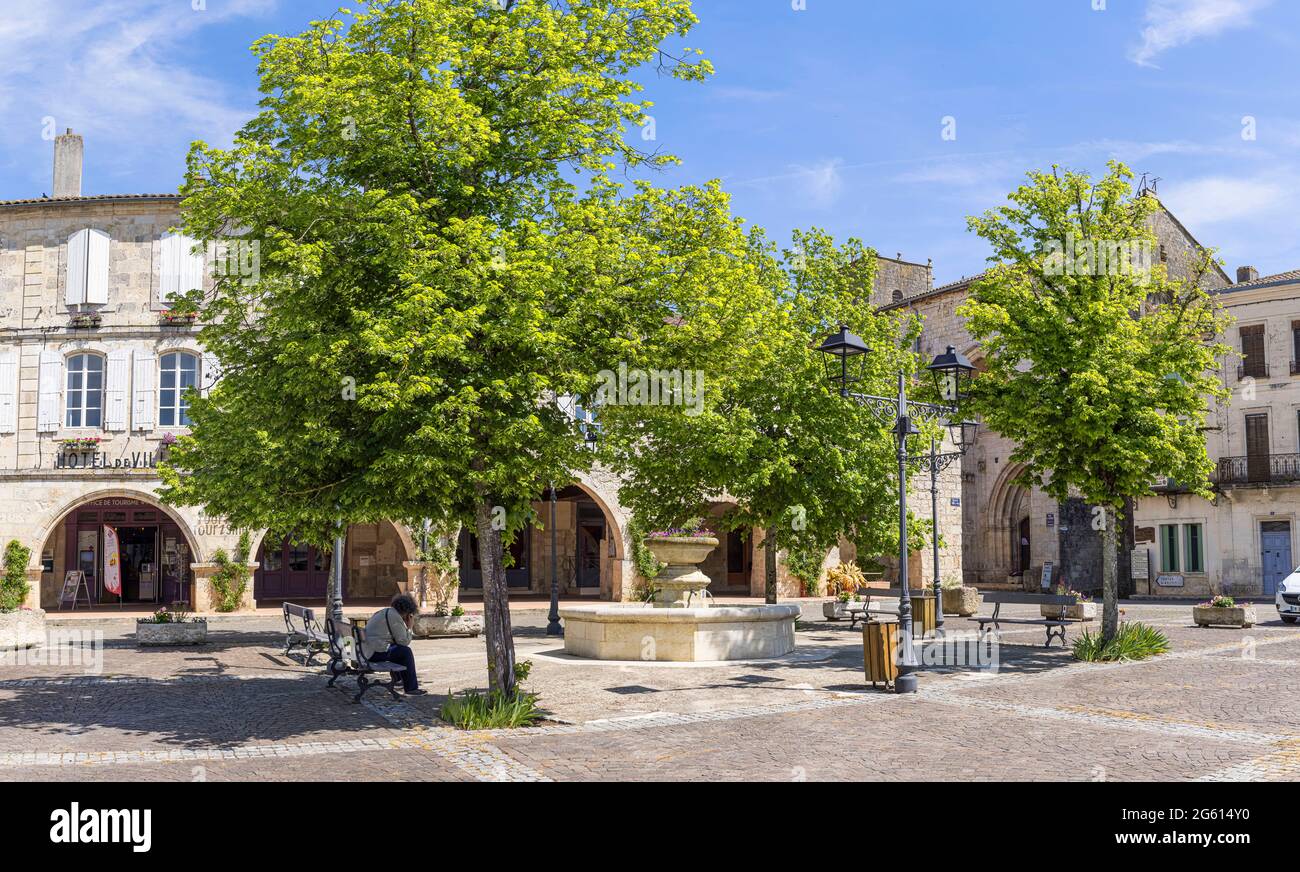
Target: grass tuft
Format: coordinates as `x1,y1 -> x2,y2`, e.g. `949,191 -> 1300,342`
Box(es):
439,688 -> 544,730
1072,621 -> 1171,663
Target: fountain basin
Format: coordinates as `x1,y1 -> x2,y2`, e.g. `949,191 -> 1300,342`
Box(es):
559,603 -> 800,662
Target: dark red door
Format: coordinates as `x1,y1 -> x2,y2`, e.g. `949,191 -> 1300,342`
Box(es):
255,537 -> 333,600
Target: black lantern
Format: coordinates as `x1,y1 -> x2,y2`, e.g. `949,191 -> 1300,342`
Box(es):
927,345 -> 976,405
948,419 -> 979,452
817,324 -> 871,396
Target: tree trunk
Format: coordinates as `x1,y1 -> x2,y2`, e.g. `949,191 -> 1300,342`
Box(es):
474,500 -> 516,696
764,525 -> 778,605
1101,505 -> 1119,642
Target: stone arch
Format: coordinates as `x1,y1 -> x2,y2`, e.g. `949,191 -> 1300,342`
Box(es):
987,461 -> 1032,577
31,486 -> 202,570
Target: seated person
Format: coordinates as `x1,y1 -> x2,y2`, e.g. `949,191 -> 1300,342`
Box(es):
362,594 -> 424,695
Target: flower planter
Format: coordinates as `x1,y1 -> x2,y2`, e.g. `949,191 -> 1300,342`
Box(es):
1193,605 -> 1256,629
823,600 -> 850,621
136,619 -> 208,646
942,586 -> 980,617
0,609 -> 46,649
411,613 -> 482,638
1041,601 -> 1097,620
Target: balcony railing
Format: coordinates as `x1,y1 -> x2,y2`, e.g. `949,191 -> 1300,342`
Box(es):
1216,453 -> 1300,485
1291,359 -> 1300,376
1238,362 -> 1270,380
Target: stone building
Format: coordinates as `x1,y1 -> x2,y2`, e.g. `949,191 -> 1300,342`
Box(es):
1136,267 -> 1300,598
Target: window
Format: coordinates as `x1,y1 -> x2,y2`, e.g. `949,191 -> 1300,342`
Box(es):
1183,524 -> 1204,573
158,351 -> 199,427
1159,524 -> 1179,573
65,353 -> 104,428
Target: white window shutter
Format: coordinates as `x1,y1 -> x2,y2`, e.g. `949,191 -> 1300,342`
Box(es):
132,351 -> 156,431
105,349 -> 131,431
201,349 -> 221,396
159,232 -> 204,301
66,229 -> 88,306
85,228 -> 110,304
0,351 -> 17,434
37,350 -> 63,433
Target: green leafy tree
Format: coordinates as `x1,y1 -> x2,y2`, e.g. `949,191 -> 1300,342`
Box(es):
160,0 -> 761,695
959,161 -> 1230,640
599,231 -> 915,603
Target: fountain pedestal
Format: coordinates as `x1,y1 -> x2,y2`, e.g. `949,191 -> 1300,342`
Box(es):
559,535 -> 800,662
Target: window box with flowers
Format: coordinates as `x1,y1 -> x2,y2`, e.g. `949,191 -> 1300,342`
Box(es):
60,437 -> 103,453
1193,595 -> 1256,629
160,309 -> 199,326
69,313 -> 102,329
1041,584 -> 1097,620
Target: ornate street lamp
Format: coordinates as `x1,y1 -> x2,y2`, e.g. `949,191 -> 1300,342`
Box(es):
920,420 -> 978,635
816,330 -> 970,693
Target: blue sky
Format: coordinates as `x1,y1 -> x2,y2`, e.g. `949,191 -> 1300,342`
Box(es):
1,0 -> 1297,283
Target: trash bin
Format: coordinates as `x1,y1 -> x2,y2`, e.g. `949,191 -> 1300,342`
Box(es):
863,619 -> 900,690
911,592 -> 936,637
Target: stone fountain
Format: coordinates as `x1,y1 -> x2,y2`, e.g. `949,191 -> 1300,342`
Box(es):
560,535 -> 800,662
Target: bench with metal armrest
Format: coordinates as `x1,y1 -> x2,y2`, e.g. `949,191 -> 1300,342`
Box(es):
324,617 -> 408,703
974,592 -> 1094,648
283,602 -> 329,665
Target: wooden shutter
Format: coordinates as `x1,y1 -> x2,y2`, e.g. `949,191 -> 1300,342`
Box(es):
0,351 -> 16,434
66,228 -> 110,306
65,229 -> 88,306
37,350 -> 63,432
132,351 -> 156,431
1245,413 -> 1270,482
105,349 -> 131,431
201,349 -> 221,396
1240,325 -> 1266,378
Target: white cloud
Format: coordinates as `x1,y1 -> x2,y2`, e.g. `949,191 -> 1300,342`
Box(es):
1129,0 -> 1271,68
1159,172 -> 1288,226
0,0 -> 275,192
790,158 -> 843,208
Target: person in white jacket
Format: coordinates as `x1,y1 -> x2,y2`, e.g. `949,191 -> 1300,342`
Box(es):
362,594 -> 424,695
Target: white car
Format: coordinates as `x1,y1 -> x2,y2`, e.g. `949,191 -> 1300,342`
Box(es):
1277,570 -> 1300,624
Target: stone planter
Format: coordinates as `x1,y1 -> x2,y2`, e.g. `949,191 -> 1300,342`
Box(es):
823,600 -> 850,621
136,619 -> 208,646
942,586 -> 980,617
1041,601 -> 1098,620
411,613 -> 482,638
1193,605 -> 1256,629
0,609 -> 46,649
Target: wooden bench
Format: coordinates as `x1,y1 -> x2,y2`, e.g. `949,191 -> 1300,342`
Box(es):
974,592 -> 1093,648
283,603 -> 328,665
846,587 -> 907,629
324,617 -> 408,703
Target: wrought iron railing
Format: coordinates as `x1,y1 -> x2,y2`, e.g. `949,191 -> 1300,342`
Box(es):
1238,362 -> 1270,380
1291,359 -> 1300,376
1216,453 -> 1300,485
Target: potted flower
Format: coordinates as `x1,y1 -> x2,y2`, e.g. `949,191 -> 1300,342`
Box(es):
1193,594 -> 1256,629
60,436 -> 103,452
70,312 -> 102,328
160,309 -> 199,325
941,576 -> 980,617
0,541 -> 43,649
136,602 -> 208,646
641,519 -> 719,606
822,562 -> 867,620
1042,583 -> 1097,620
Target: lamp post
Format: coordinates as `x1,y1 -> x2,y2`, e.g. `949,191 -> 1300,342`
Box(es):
817,329 -> 974,693
919,418 -> 978,635
546,401 -> 602,637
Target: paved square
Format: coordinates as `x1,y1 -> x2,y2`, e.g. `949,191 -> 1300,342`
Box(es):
2,602 -> 1297,781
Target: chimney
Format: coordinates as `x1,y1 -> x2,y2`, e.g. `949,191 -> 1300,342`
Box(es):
1237,265 -> 1259,284
52,129 -> 83,198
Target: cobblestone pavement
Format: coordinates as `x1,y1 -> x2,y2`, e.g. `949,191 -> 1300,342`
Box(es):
2,601 -> 1298,781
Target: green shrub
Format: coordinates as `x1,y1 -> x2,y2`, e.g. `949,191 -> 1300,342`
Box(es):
210,531 -> 252,613
784,543 -> 826,597
1073,622 -> 1171,663
1,540 -> 32,613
